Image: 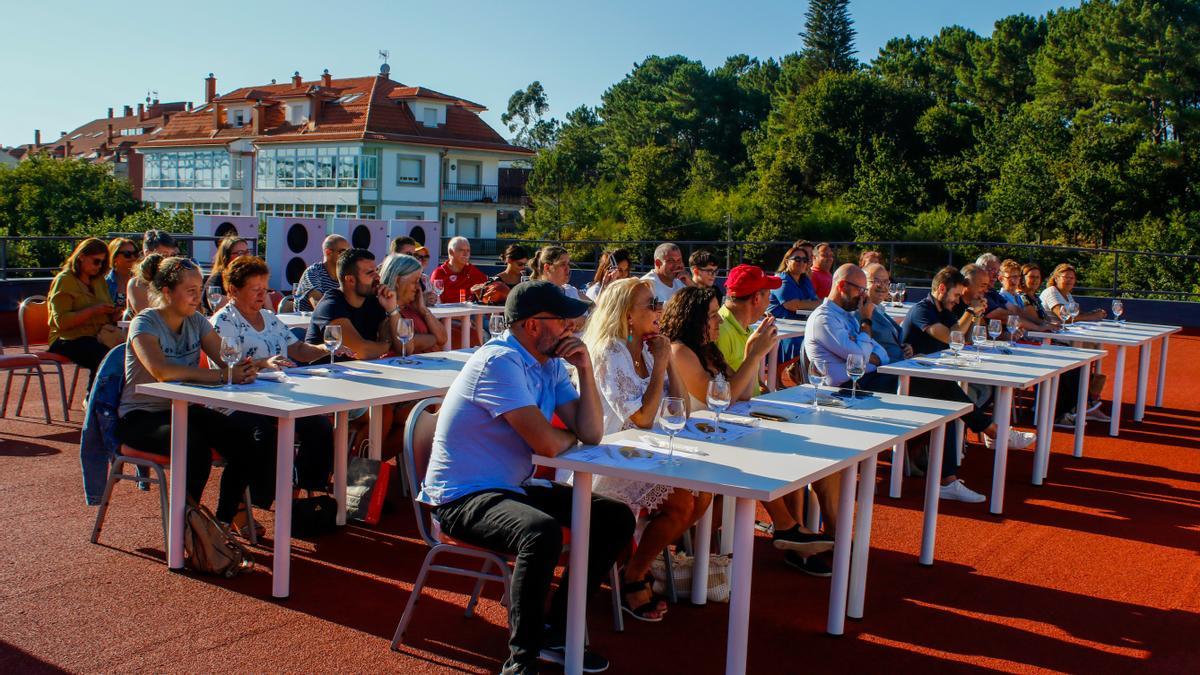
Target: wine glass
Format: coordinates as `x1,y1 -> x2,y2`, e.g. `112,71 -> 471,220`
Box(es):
1006,314 -> 1021,346
949,330 -> 965,363
887,283 -> 898,307
706,375 -> 731,429
431,278 -> 445,306
489,314 -> 506,339
519,269 -> 531,286
1112,299 -> 1124,324
1065,301 -> 1080,324
656,397 -> 687,466
322,324 -> 343,370
896,283 -> 906,305
219,336 -> 240,390
845,353 -> 866,403
988,319 -> 1002,346
807,358 -> 827,412
972,324 -> 988,350
207,287 -> 225,315
396,317 -> 415,364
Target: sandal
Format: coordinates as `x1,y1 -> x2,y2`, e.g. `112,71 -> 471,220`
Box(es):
620,578 -> 665,622
231,508 -> 265,539
642,573 -> 669,613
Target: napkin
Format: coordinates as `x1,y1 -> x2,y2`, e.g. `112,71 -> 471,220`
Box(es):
256,370 -> 290,383
676,417 -> 758,443
637,434 -> 707,456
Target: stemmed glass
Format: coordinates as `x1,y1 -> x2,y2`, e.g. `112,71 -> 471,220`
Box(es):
896,283 -> 906,306
489,314 -> 506,339
706,374 -> 731,429
949,330 -> 965,363
1065,301 -> 1080,324
519,269 -> 531,286
807,359 -> 827,412
396,318 -> 415,364
656,397 -> 687,466
219,336 -> 240,390
973,324 -> 989,350
322,324 -> 343,371
431,279 -> 445,306
1112,299 -> 1124,324
887,283 -> 899,307
1006,314 -> 1021,346
207,288 -> 225,315
845,353 -> 866,404
988,319 -> 1003,347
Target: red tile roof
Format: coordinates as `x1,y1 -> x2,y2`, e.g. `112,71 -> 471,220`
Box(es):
35,103 -> 189,160
142,74 -> 531,155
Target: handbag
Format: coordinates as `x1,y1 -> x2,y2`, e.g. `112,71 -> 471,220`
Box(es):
291,494 -> 339,538
471,277 -> 511,306
183,498 -> 254,578
649,550 -> 732,603
346,456 -> 393,525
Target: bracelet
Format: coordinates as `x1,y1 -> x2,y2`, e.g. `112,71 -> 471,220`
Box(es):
386,307 -> 401,317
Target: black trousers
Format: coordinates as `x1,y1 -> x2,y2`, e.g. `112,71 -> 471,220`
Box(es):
433,484 -> 635,669
1054,368 -> 1084,418
227,412 -> 336,497
117,407 -> 272,521
49,336 -> 110,388
910,377 -> 993,479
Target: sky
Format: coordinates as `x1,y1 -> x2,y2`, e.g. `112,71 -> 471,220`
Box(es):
0,0 -> 1080,148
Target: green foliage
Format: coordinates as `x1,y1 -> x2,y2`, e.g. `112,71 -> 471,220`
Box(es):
501,81 -> 559,152
799,0 -> 859,74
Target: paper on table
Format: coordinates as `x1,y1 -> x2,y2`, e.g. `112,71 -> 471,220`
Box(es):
256,370 -> 290,383
637,434 -> 707,456
570,441 -> 675,466
677,417 -> 758,443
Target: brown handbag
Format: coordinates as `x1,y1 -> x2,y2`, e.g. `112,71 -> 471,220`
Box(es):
472,277 -> 512,306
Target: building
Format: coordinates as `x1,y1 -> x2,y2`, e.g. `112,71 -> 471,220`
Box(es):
138,66 -> 534,238
0,148 -> 19,168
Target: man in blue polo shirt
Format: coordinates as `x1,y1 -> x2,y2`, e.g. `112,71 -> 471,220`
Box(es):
420,281 -> 632,674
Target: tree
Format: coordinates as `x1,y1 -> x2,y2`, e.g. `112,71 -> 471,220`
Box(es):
957,14 -> 1046,116
800,0 -> 859,74
500,81 -> 559,152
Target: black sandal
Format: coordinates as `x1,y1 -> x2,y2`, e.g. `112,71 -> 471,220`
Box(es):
620,578 -> 665,622
642,573 -> 669,613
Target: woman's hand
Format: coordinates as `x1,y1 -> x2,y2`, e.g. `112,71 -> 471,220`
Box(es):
228,357 -> 259,384
258,354 -> 295,371
646,334 -> 670,365
602,266 -> 621,285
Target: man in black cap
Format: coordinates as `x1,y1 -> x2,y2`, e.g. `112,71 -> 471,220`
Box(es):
419,281 -> 632,674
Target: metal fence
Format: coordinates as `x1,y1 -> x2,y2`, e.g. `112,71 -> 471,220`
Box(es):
0,234 -> 260,279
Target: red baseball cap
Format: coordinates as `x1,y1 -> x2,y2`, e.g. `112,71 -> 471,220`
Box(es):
725,264 -> 782,296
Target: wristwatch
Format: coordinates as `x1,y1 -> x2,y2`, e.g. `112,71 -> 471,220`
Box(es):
386,307 -> 401,317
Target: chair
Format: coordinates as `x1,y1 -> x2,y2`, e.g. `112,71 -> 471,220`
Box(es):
391,398 -> 624,650
0,338 -> 50,423
276,294 -> 295,314
267,290 -> 284,313
91,446 -> 258,548
17,295 -> 83,422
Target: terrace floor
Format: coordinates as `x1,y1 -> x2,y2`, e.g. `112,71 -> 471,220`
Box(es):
1,333 -> 1199,674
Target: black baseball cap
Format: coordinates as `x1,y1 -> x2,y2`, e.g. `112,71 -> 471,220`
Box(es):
505,280 -> 590,325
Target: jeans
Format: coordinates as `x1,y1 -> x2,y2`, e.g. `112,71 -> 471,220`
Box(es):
49,336 -> 111,389
910,377 -> 993,479
117,406 -> 272,521
433,484 -> 635,669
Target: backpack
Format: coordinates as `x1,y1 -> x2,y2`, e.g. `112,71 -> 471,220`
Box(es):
184,499 -> 254,578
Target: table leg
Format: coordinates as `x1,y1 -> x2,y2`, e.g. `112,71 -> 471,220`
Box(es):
691,499 -> 713,605
1041,376 -> 1060,482
333,411 -> 349,526
827,464 -> 858,636
460,317 -> 470,350
1110,346 -> 1126,437
889,375 -> 909,499
273,417 -> 296,599
725,497 -> 757,675
848,455 -> 878,620
441,317 -> 452,347
1155,336 -> 1169,408
1031,381 -> 1050,486
167,399 -> 188,570
719,497 -> 735,555
1073,363 -> 1088,459
919,424 -> 947,566
474,314 -> 484,344
368,404 -> 383,461
1134,342 -> 1151,421
989,387 -> 1014,515
765,347 -> 778,393
564,471 -> 592,675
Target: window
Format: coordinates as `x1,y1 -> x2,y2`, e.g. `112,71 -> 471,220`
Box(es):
231,109 -> 246,127
334,93 -> 362,104
396,155 -> 423,186
287,103 -> 308,125
255,146 -> 378,190
422,107 -> 437,127
143,150 -> 234,189
153,201 -> 238,215
456,213 -> 480,237
394,210 -> 425,219
254,202 -> 376,219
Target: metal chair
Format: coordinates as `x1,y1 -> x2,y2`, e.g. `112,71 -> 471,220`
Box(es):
17,295 -> 82,422
276,294 -> 295,314
0,338 -> 50,423
391,398 -> 624,650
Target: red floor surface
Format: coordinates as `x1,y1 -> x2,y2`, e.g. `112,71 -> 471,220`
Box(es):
2,334 -> 1199,674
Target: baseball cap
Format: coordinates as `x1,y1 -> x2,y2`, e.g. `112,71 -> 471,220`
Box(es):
725,264 -> 782,297
505,280 -> 590,325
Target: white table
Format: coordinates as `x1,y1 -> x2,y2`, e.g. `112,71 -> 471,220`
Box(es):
880,343 -> 1103,514
136,351 -> 471,598
274,312 -> 312,331
429,303 -> 505,349
534,389 -> 969,675
786,302 -> 913,323
1025,321 -> 1180,437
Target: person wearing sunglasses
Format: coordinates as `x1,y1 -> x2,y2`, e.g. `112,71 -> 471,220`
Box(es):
768,240 -> 821,365
106,237 -> 139,311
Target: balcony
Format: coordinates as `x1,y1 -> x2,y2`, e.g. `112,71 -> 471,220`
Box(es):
442,183 -> 528,206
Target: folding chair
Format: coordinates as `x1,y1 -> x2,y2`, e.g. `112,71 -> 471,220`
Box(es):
0,338 -> 50,423
17,295 -> 83,422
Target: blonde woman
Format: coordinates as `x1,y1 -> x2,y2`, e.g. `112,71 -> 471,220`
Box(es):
581,277 -> 711,622
1041,263 -> 1106,323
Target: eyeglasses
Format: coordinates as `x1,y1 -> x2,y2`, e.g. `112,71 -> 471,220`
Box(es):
788,256 -> 811,263
415,255 -> 430,261
697,267 -> 719,276
116,250 -> 138,259
843,279 -> 866,293
637,298 -> 664,312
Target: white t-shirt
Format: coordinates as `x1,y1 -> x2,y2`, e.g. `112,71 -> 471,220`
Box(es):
1039,286 -> 1071,315
640,271 -> 686,303
210,304 -> 298,363
561,284 -> 584,301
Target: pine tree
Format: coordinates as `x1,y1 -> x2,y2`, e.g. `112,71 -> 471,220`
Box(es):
800,0 -> 858,74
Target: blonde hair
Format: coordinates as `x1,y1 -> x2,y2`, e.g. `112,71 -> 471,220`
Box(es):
1048,263 -> 1077,289
581,278 -> 650,353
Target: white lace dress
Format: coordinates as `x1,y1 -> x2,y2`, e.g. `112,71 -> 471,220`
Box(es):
588,338 -> 675,512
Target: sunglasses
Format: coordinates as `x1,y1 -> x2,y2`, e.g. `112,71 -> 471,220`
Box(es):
116,250 -> 138,259
638,298 -> 664,312
416,255 -> 430,261
788,256 -> 811,263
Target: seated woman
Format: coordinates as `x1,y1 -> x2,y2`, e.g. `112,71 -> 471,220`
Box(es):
211,256 -> 340,500
127,230 -> 179,318
531,245 -> 588,303
581,278 -> 710,621
767,240 -> 820,365
998,259 -> 1052,330
118,254 -> 270,534
471,244 -> 530,306
585,248 -> 632,302
1040,263 -> 1110,423
47,237 -> 121,389
202,236 -> 250,314
1020,263 -> 1057,325
106,237 -> 138,313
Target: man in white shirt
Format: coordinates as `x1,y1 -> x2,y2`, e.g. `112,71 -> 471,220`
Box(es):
640,243 -> 690,303
804,264 -> 894,392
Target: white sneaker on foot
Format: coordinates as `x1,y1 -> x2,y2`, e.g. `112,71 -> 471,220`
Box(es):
983,429 -> 1036,450
1086,408 -> 1111,422
940,479 -> 986,503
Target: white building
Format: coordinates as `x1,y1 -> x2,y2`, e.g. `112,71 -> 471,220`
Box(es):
138,67 -> 533,238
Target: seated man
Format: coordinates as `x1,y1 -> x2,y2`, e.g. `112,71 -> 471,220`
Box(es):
901,267 -> 1036,504
419,281 -> 633,674
804,264 -> 895,394
305,248 -> 401,359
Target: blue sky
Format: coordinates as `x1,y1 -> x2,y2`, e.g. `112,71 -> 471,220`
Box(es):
0,0 -> 1078,148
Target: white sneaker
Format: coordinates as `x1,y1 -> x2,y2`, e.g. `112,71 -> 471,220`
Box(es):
940,479 -> 986,503
1086,399 -> 1103,413
1055,413 -> 1076,429
1086,408 -> 1111,422
983,429 -> 1036,450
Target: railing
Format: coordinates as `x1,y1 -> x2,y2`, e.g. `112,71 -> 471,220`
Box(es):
441,183 -> 528,206
0,234 -> 260,280
452,237 -> 1200,302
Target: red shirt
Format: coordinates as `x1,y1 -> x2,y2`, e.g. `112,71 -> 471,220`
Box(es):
400,305 -> 430,336
430,262 -> 487,303
810,268 -> 833,299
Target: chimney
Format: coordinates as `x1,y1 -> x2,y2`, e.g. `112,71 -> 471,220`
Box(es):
292,71 -> 302,87
106,122 -> 114,144
205,73 -> 216,103
321,69 -> 331,87
107,107 -> 114,119
124,105 -> 133,117
213,102 -> 223,130
34,129 -> 41,148
253,99 -> 265,135
137,103 -> 145,120
64,140 -> 71,157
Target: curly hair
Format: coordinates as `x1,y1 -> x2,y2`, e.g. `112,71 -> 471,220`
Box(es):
659,286 -> 731,378
137,254 -> 201,307
223,255 -> 271,291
